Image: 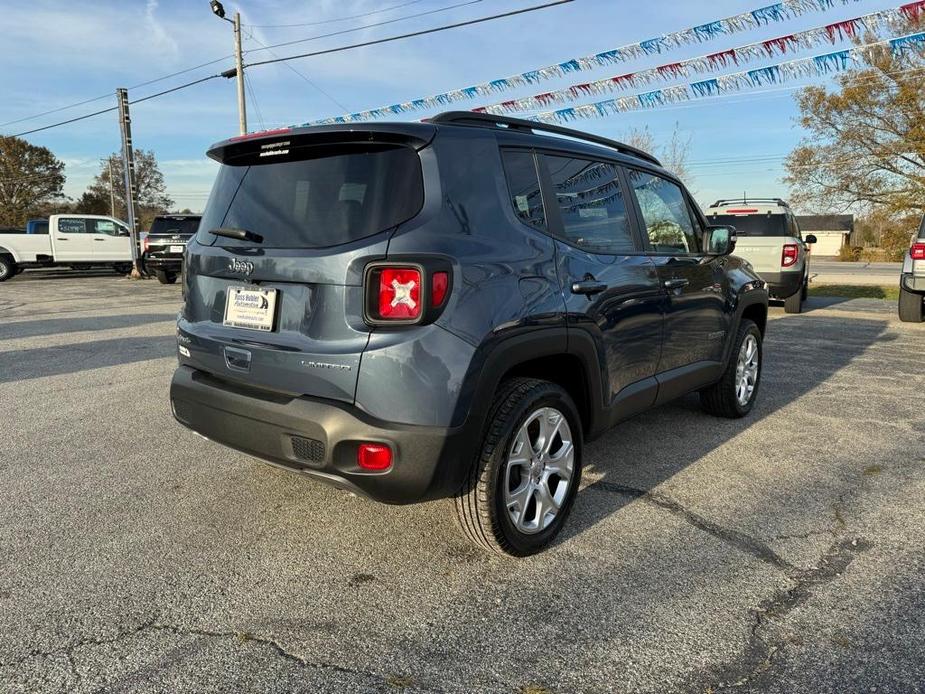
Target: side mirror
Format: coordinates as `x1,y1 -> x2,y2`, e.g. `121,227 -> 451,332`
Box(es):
704,225 -> 736,255
805,234 -> 818,244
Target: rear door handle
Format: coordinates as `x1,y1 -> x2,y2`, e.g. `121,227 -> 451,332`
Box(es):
663,278 -> 689,290
56,237 -> 67,241
571,280 -> 608,296
93,238 -> 106,242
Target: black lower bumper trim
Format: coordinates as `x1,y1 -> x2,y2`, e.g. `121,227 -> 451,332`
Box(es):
170,366 -> 469,504
760,271 -> 803,299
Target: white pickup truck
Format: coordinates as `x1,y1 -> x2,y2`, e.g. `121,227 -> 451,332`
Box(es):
0,214 -> 135,282
705,199 -> 817,314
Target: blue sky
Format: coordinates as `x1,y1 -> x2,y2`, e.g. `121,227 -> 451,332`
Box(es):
0,0 -> 903,212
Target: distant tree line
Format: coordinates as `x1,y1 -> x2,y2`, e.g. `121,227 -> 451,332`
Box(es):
0,136 -> 174,229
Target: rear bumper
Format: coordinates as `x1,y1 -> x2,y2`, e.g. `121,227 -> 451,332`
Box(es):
169,365 -> 470,504
144,256 -> 182,272
902,273 -> 925,293
760,271 -> 803,299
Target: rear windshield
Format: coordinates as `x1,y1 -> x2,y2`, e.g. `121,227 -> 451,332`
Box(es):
150,217 -> 200,235
708,214 -> 789,237
197,143 -> 423,249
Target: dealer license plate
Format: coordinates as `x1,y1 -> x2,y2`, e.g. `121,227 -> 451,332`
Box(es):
169,245 -> 184,253
223,286 -> 278,332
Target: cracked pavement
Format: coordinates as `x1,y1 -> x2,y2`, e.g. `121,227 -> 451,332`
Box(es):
1,272 -> 924,693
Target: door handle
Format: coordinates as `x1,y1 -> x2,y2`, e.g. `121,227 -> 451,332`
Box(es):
571,279 -> 608,296
663,278 -> 689,290
56,237 -> 67,241
93,238 -> 106,241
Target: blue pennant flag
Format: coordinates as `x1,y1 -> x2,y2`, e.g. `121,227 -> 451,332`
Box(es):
752,3 -> 787,25
462,87 -> 480,99
435,93 -> 452,105
637,90 -> 665,108
640,37 -> 667,55
691,79 -> 720,97
412,99 -> 427,110
813,50 -> 853,73
558,59 -> 581,73
693,21 -> 724,41
748,65 -> 782,85
489,79 -> 509,91
522,71 -> 542,84
594,50 -> 623,65
554,107 -> 577,122
890,33 -> 925,57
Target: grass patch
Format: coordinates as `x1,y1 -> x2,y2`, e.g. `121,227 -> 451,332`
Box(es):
808,284 -> 899,300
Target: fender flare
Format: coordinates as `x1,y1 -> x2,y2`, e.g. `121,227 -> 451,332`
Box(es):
723,288 -> 769,363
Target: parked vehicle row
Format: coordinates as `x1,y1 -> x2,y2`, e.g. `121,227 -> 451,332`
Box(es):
0,214 -> 134,281
169,112 -> 769,555
899,213 -> 925,323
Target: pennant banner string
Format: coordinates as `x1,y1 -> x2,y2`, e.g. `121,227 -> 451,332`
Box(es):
527,32 -> 925,126
306,0 -> 878,125
470,3 -> 921,117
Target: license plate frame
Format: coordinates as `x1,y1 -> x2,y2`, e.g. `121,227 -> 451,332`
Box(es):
223,286 -> 278,332
169,245 -> 184,253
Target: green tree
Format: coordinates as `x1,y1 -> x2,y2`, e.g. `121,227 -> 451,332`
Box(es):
83,150 -> 173,229
784,41 -> 925,217
0,136 -> 66,226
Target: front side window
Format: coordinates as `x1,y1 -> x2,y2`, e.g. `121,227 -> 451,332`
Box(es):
501,150 -> 546,231
628,170 -> 699,254
543,155 -> 636,254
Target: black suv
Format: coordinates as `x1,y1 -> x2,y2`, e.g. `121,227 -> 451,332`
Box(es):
170,113 -> 768,555
143,214 -> 201,284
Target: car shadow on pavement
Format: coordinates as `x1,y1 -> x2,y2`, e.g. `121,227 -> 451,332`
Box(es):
0,313 -> 176,341
0,335 -> 177,384
560,312 -> 891,546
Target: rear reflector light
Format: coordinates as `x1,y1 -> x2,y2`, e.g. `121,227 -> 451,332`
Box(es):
378,268 -> 422,319
782,243 -> 799,268
357,443 -> 392,471
912,243 -> 925,260
431,271 -> 449,307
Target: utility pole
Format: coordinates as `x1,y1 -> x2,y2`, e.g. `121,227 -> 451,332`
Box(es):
233,12 -> 247,136
107,156 -> 116,218
116,88 -> 144,279
210,2 -> 247,135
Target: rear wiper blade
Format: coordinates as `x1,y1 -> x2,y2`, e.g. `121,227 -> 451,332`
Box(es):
210,227 -> 263,243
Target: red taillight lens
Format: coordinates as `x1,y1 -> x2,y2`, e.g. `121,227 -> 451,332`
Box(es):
357,443 -> 392,471
142,236 -> 150,253
911,243 -> 925,260
431,271 -> 449,307
782,243 -> 799,268
378,268 -> 422,319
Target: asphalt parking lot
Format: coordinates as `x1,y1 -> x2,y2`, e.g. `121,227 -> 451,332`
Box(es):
1,271 -> 923,694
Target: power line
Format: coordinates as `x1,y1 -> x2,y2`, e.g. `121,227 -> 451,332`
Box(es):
0,56 -> 231,130
244,0 -> 484,54
246,0 -> 575,68
244,0 -> 432,29
242,28 -> 350,112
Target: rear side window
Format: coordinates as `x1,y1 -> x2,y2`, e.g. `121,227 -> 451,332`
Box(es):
198,143 -> 423,249
543,155 -> 636,254
500,150 -> 546,231
627,170 -> 699,254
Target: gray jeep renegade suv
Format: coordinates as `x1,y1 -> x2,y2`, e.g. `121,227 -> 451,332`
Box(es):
170,112 -> 769,555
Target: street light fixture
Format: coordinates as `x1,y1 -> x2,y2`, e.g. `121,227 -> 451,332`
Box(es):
209,1 -> 247,135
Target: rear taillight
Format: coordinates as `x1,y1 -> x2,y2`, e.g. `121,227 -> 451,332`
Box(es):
142,236 -> 150,253
365,263 -> 451,325
377,267 -> 422,320
782,243 -> 799,268
357,443 -> 392,471
911,243 -> 925,260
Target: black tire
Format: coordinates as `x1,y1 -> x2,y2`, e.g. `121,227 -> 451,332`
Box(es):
454,377 -> 583,557
784,288 -> 802,314
898,286 -> 924,323
700,319 -> 762,419
156,270 -> 178,285
0,256 -> 15,282
801,277 -> 808,301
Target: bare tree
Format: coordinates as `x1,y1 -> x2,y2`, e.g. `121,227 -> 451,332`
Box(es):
623,123 -> 693,184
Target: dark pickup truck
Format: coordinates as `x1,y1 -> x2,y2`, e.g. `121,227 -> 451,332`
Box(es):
143,214 -> 201,284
